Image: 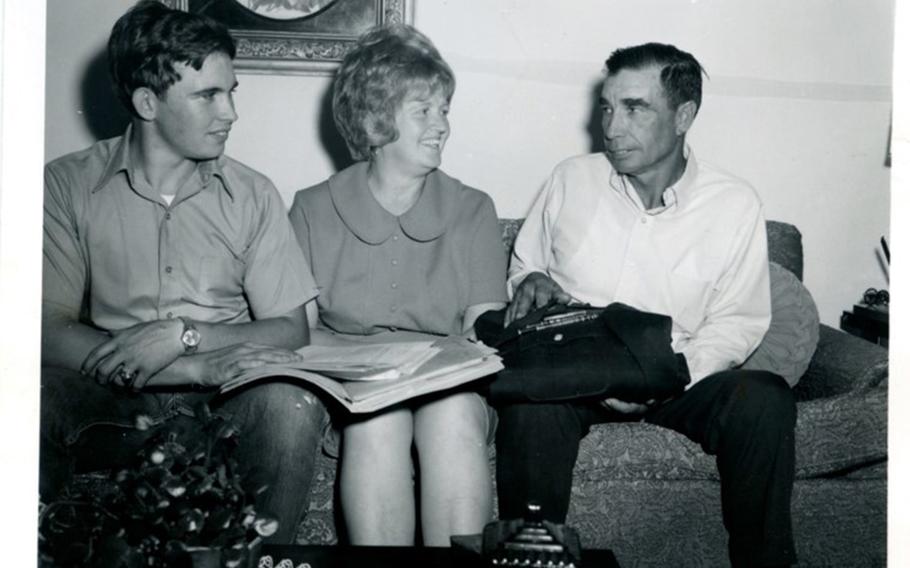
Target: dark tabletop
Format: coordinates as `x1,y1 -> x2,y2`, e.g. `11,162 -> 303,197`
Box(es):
260,544 -> 620,568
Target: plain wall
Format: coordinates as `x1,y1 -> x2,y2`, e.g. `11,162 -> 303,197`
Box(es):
44,0 -> 894,327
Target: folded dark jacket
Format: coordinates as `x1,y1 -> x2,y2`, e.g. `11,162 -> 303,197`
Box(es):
474,302 -> 690,403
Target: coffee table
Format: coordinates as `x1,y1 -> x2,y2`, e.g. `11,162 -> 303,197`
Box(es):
261,544 -> 620,567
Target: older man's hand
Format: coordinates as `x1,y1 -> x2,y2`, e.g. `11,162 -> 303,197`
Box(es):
504,272 -> 572,326
601,398 -> 655,414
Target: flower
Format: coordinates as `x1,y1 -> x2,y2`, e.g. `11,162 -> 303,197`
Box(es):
134,413 -> 155,431
39,403 -> 275,568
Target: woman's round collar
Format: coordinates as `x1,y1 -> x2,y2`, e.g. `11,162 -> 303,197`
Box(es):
327,161 -> 460,244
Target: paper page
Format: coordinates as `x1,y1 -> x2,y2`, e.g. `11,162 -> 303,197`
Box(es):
293,341 -> 440,381
219,332 -> 503,413
343,336 -> 499,401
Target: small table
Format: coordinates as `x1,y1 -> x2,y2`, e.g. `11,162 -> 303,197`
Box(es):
841,303 -> 889,347
260,544 -> 620,567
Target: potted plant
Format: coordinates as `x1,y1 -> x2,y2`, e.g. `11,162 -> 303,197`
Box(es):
39,404 -> 277,568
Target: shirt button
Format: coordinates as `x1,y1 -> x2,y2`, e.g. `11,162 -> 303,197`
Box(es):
166,312 -> 174,318
641,217 -> 648,224
391,259 -> 399,266
165,266 -> 173,274
391,283 -> 398,289
165,212 -> 172,220
392,235 -> 399,241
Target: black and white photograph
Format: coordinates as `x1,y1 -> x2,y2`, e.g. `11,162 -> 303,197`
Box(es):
1,1 -> 907,567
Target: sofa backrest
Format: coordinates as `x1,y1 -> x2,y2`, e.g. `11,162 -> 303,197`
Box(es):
498,219 -> 804,281
766,221 -> 803,281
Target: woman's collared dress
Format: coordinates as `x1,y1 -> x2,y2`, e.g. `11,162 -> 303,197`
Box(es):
289,161 -> 508,337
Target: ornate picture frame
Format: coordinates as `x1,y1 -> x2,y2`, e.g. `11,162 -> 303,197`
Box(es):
162,0 -> 411,75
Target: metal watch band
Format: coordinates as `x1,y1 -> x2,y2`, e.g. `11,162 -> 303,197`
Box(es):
178,317 -> 200,354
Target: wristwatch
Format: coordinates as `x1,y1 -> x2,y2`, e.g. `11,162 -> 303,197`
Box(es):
178,317 -> 201,354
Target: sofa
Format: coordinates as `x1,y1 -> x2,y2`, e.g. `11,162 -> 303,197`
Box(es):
298,219 -> 889,567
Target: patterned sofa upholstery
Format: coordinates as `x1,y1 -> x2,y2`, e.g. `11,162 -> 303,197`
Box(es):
299,219 -> 888,567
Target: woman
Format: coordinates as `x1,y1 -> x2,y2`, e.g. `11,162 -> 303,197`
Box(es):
289,25 -> 507,546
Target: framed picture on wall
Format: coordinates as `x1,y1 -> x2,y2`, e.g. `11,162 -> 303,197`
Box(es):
162,0 -> 412,75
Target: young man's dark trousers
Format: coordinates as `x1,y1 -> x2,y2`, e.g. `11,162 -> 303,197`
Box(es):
495,370 -> 797,568
40,366 -> 327,544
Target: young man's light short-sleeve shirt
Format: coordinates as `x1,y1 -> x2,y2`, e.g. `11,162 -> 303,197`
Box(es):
43,127 -> 318,331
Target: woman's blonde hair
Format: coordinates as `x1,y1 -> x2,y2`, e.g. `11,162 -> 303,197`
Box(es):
332,24 -> 455,161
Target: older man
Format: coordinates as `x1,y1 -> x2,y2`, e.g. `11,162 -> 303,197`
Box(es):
40,1 -> 324,543
495,43 -> 796,567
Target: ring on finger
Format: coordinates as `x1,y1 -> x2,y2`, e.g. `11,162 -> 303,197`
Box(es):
118,367 -> 136,386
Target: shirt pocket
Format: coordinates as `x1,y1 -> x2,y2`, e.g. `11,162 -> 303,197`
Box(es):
195,255 -> 244,299
668,269 -> 713,334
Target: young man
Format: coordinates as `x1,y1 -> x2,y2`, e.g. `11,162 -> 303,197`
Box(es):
41,1 -> 324,543
495,43 -> 796,567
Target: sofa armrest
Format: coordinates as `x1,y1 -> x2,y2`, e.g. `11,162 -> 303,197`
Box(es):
794,324 -> 888,401
795,384 -> 887,477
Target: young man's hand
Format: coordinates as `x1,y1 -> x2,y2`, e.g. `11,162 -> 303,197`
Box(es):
186,343 -> 303,388
82,319 -> 184,389
504,272 -> 572,326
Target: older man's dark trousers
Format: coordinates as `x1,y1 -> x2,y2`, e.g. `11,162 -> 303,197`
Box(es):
495,370 -> 797,568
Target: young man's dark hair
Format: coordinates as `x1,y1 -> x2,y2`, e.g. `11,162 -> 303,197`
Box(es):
605,42 -> 707,114
108,0 -> 236,116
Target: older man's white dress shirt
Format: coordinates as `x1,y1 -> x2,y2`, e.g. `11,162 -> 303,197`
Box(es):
509,150 -> 771,385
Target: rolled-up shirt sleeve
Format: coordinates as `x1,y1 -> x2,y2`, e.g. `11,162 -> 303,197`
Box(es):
677,203 -> 771,384
242,181 -> 319,320
43,164 -> 86,320
508,167 -> 565,298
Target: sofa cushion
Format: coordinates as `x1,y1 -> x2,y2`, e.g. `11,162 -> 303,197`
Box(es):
576,422 -> 717,481
740,261 -> 819,386
795,324 -> 889,400
499,218 -> 523,253
571,383 -> 887,483
793,386 -> 888,477
766,220 -> 803,280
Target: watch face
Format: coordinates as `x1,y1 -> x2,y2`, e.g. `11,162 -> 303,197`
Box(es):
183,329 -> 201,347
